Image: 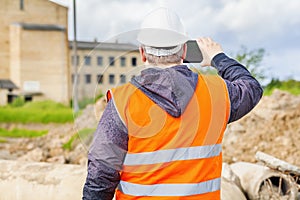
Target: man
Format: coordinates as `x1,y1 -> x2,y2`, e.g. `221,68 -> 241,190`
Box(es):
83,7 -> 263,200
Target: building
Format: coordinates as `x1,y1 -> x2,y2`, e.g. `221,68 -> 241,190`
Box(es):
70,41 -> 142,100
0,0 -> 142,105
0,0 -> 70,105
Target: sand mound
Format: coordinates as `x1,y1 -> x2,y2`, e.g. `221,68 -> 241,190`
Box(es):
223,89 -> 300,167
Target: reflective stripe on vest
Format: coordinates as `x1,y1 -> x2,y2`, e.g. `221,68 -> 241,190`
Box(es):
118,178 -> 221,196
109,74 -> 230,199
123,144 -> 222,166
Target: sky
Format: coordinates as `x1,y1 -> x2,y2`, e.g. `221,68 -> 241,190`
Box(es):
52,0 -> 300,82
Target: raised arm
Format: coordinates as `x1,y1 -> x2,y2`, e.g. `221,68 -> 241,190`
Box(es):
197,37 -> 263,123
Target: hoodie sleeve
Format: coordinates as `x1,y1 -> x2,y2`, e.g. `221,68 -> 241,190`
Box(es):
83,99 -> 128,200
211,53 -> 263,123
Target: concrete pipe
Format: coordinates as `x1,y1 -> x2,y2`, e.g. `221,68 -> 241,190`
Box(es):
221,177 -> 247,200
231,162 -> 298,200
221,163 -> 247,200
0,159 -> 86,200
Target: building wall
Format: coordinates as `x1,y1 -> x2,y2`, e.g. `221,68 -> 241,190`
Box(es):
0,0 -> 68,79
70,47 -> 142,100
0,0 -> 70,104
9,25 -> 22,87
0,90 -> 7,106
10,25 -> 70,103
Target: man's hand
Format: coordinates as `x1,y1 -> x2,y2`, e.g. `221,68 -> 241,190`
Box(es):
197,37 -> 223,67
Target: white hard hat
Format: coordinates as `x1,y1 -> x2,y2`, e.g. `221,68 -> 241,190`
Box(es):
137,7 -> 189,47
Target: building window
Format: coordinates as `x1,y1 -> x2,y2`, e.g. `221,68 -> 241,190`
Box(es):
131,57 -> 137,66
85,74 -> 91,84
120,74 -> 126,84
84,56 -> 91,66
109,74 -> 115,84
109,57 -> 115,66
97,74 -> 103,84
120,57 -> 126,67
71,55 -> 79,66
97,56 -> 103,66
20,0 -> 24,10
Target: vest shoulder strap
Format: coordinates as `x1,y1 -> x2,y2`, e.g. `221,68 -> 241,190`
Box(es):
106,83 -> 137,125
107,74 -> 230,126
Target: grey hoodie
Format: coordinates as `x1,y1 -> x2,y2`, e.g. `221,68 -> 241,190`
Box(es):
83,53 -> 263,200
131,65 -> 198,118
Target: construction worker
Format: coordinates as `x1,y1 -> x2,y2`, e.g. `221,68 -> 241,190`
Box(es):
83,7 -> 263,200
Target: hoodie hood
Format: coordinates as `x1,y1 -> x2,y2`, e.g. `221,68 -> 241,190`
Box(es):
130,65 -> 198,117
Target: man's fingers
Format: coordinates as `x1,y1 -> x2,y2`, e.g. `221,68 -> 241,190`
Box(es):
197,37 -> 213,49
196,37 -> 223,67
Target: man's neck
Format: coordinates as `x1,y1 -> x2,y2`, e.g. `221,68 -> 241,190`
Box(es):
145,61 -> 182,69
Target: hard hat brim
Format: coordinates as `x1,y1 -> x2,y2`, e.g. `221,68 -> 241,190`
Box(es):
137,28 -> 190,47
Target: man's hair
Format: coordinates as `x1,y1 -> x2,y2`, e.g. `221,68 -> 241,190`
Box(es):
142,45 -> 184,65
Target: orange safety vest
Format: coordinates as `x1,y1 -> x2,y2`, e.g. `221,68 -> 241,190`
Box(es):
107,74 -> 230,200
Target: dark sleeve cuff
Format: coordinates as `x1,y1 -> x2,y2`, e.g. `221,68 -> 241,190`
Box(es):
211,52 -> 228,69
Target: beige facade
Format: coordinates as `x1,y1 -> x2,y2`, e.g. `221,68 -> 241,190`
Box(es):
70,42 -> 142,100
0,90 -> 6,106
0,0 -> 143,104
0,0 -> 70,104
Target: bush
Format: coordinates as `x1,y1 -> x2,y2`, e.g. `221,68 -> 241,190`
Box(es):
264,79 -> 300,95
10,97 -> 25,107
23,100 -> 68,110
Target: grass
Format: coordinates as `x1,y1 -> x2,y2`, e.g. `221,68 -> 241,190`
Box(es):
0,100 -> 74,124
0,138 -> 7,143
0,128 -> 48,138
63,128 -> 95,150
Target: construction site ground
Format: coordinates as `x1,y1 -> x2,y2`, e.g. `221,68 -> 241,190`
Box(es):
0,89 -> 299,199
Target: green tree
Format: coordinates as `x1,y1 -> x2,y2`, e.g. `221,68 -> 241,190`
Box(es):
234,46 -> 267,82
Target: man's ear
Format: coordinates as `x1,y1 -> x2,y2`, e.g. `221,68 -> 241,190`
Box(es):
181,43 -> 187,60
139,47 -> 147,62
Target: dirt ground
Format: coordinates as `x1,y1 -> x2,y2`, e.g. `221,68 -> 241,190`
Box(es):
0,98 -> 107,165
223,89 -> 300,167
0,89 -> 299,168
